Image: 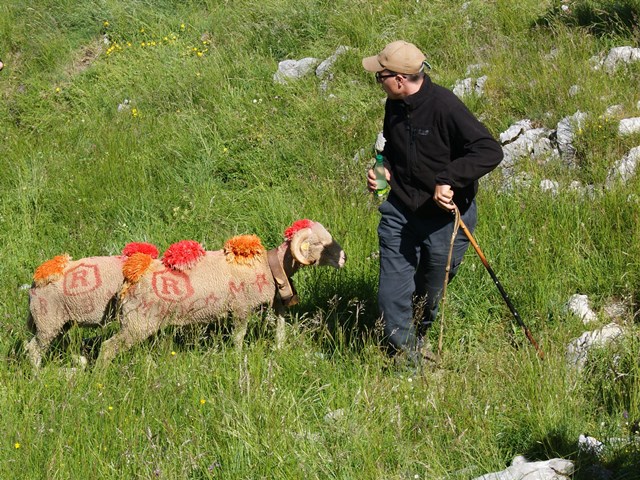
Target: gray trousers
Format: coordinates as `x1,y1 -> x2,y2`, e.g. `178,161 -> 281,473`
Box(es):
377,198 -> 477,354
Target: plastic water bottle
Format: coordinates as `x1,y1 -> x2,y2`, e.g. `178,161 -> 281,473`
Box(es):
373,154 -> 389,197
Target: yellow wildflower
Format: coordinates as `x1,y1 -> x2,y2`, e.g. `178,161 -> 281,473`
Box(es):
200,398 -> 206,405
14,443 -> 20,449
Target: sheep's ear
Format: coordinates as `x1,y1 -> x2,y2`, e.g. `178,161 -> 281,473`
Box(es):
290,228 -> 314,265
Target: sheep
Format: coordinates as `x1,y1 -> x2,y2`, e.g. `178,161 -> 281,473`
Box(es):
97,220 -> 346,364
25,242 -> 159,367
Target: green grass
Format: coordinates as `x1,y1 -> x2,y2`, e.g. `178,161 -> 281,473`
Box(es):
1,0 -> 640,478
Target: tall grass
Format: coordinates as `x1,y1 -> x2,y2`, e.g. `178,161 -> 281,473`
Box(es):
1,0 -> 639,478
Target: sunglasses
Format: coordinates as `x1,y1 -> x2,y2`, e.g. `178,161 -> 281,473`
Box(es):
375,72 -> 398,83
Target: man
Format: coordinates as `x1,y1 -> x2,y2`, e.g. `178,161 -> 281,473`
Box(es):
362,40 -> 503,362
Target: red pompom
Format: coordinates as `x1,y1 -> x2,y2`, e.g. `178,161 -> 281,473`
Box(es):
122,242 -> 159,259
162,240 -> 205,270
284,219 -> 314,240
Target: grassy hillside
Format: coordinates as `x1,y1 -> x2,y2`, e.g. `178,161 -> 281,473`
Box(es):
1,0 -> 639,478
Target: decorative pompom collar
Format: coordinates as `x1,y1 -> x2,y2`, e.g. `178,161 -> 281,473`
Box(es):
162,240 -> 205,271
284,219 -> 314,241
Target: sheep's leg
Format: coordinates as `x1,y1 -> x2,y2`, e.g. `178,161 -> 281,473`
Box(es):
273,301 -> 287,349
24,328 -> 62,368
25,337 -> 45,368
97,322 -> 158,366
275,314 -> 286,349
233,314 -> 248,350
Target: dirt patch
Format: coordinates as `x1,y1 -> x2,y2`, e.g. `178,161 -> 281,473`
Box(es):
65,36 -> 107,77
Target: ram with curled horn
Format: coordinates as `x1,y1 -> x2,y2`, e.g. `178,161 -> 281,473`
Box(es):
97,220 -> 346,365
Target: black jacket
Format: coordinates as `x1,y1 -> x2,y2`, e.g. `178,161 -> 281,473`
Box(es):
381,75 -> 503,215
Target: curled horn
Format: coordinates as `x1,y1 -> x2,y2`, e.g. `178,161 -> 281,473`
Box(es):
289,227 -> 314,265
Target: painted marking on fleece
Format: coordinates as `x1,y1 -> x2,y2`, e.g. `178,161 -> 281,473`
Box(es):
63,263 -> 102,296
254,273 -> 269,293
73,296 -> 97,315
228,280 -> 245,296
30,289 -> 49,316
204,292 -> 220,306
152,269 -> 194,302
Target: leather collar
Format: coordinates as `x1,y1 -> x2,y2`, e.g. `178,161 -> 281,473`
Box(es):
267,249 -> 298,307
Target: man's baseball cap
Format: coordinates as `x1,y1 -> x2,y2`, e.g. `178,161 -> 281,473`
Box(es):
362,41 -> 426,74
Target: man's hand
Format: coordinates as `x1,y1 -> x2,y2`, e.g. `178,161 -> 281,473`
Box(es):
366,166 -> 390,193
433,184 -> 456,212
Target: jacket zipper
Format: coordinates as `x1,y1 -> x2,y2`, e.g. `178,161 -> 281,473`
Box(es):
406,110 -> 420,211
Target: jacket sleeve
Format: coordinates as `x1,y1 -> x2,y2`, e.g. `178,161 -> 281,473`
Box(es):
434,101 -> 503,188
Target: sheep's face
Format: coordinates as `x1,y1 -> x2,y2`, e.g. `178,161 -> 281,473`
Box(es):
290,223 -> 346,268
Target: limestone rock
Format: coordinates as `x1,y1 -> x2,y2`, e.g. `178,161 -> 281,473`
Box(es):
566,323 -> 625,369
273,57 -> 320,84
605,146 -> 640,187
473,456 -> 574,480
566,294 -> 597,324
618,117 -> 640,136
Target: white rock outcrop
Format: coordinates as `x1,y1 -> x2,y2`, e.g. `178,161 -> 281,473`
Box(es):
566,323 -> 625,369
273,57 -> 320,84
566,294 -> 597,324
473,456 -> 574,480
540,179 -> 559,195
556,111 -> 588,165
499,120 -> 557,170
374,131 -> 386,152
600,46 -> 640,72
453,75 -> 487,98
315,45 -> 349,78
618,117 -> 640,136
605,146 -> 640,187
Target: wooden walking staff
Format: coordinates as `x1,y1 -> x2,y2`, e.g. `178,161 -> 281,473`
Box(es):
457,216 -> 544,359
437,208 -> 460,359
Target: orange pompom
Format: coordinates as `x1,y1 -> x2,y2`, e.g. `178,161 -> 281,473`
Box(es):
224,234 -> 265,264
122,242 -> 159,259
284,219 -> 314,240
162,240 -> 205,271
33,254 -> 71,287
122,252 -> 154,284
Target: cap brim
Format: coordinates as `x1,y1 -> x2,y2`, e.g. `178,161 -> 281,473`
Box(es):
362,55 -> 383,72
